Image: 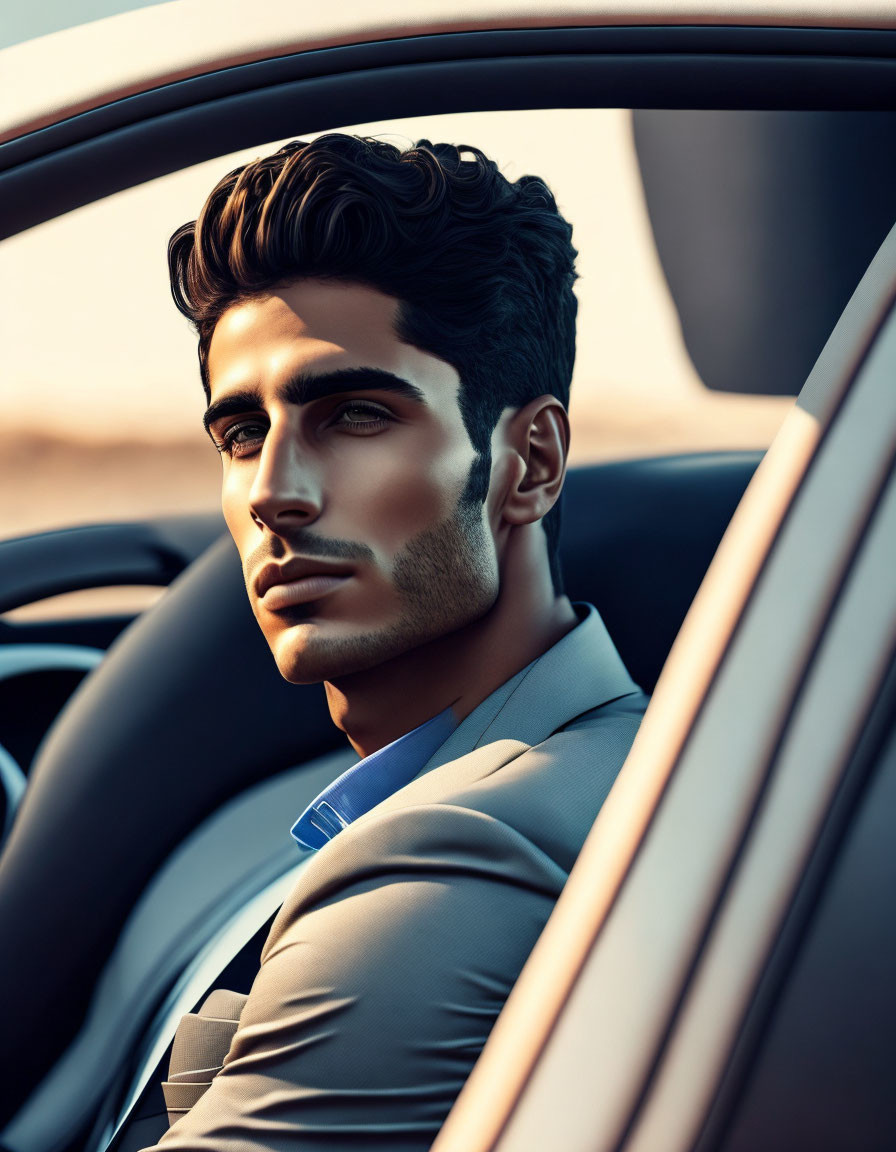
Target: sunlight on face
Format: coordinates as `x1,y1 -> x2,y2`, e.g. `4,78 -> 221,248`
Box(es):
207,280 -> 501,683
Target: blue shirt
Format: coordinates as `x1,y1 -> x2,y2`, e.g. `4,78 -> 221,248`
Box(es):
291,707 -> 459,850
289,603 -> 610,851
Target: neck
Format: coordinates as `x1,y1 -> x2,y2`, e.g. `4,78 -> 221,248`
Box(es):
324,544 -> 578,759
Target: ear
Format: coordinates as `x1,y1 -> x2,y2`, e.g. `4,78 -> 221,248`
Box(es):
499,395 -> 570,527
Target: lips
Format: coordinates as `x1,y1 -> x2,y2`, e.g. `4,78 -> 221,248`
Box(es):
254,559 -> 353,612
262,573 -> 351,612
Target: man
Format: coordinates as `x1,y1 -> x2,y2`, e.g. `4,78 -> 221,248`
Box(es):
151,134 -> 647,1148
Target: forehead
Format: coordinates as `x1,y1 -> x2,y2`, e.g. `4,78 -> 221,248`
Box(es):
207,279 -> 461,403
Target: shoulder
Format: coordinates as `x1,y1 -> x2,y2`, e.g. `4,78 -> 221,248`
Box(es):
441,688 -> 649,873
265,798 -> 567,958
267,688 -> 650,950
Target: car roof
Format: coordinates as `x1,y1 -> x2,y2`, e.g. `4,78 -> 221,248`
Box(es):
4,2 -> 896,241
2,0 -> 896,145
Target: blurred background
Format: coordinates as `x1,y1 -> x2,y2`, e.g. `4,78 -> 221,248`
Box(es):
0,109 -> 792,533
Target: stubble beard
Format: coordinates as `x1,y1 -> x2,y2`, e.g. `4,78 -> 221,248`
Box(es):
276,491 -> 499,684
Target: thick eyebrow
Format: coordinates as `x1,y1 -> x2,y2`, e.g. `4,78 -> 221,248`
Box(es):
203,367 -> 427,435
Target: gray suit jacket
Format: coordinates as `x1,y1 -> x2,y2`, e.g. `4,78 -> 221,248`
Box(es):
151,604 -> 647,1150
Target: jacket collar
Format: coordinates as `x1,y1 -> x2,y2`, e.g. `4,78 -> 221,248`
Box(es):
417,602 -> 638,779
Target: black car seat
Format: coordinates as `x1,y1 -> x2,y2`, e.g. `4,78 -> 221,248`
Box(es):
0,451 -> 760,1151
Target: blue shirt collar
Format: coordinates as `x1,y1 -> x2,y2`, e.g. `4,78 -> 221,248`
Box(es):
290,602 -> 636,852
291,706 -> 458,850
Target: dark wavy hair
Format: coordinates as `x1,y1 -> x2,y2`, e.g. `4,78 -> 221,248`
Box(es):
168,134 -> 578,593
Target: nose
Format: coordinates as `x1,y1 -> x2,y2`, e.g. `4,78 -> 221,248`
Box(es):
247,423 -> 322,532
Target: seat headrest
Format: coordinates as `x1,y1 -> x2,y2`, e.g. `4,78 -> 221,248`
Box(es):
561,451 -> 760,693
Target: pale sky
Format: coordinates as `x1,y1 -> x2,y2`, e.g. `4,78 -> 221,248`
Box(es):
0,107 -> 710,443
0,0 -> 169,50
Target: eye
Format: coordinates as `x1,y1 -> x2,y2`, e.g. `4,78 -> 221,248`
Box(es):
215,421 -> 267,458
331,401 -> 393,431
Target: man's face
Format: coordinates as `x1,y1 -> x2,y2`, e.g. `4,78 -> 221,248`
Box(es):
205,279 -> 501,683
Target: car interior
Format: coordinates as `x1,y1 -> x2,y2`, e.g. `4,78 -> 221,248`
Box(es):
1,9 -> 895,1152
1,449 -> 762,1151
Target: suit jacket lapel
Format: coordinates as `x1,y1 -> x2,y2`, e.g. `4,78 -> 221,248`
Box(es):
417,602 -> 637,778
